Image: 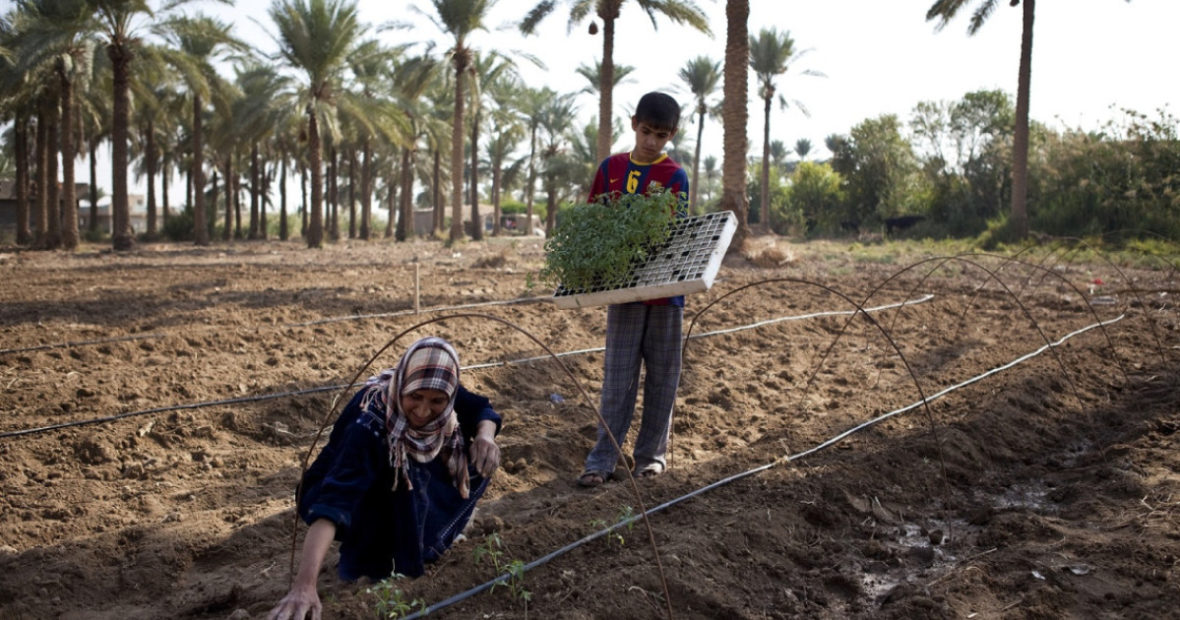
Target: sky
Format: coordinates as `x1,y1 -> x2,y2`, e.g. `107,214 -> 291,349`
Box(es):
34,0 -> 1180,205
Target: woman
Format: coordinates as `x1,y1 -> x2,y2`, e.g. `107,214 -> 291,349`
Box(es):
269,337 -> 501,620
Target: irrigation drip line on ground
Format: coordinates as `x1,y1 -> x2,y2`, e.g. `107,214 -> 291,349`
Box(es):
402,314 -> 1126,619
0,295 -> 933,439
0,295 -> 553,357
464,295 -> 935,370
0,385 -> 339,439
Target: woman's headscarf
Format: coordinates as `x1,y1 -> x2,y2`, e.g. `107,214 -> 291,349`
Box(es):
360,337 -> 470,498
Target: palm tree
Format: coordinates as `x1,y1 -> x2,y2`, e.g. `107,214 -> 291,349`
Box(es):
423,81 -> 453,237
535,90 -> 578,235
153,87 -> 186,228
269,0 -> 364,248
514,85 -> 549,237
155,14 -> 245,245
794,137 -> 811,161
421,0 -> 496,244
231,62 -> 296,239
927,0 -> 1042,239
521,0 -> 711,163
750,27 -> 821,233
346,40 -> 411,241
79,50 -> 112,237
678,55 -> 720,214
466,50 -> 518,241
13,0 -> 94,250
574,58 -> 634,97
702,154 -> 718,204
10,17 -> 64,251
721,0 -> 751,249
130,80 -> 172,237
480,72 -> 524,237
565,119 -> 600,199
1,8 -> 41,247
386,52 -> 444,241
769,139 -> 788,169
92,0 -> 203,251
269,103 -> 303,241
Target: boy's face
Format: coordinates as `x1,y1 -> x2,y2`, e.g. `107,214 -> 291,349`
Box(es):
630,117 -> 677,163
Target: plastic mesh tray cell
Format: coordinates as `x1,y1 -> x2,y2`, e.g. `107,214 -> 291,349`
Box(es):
552,210 -> 737,309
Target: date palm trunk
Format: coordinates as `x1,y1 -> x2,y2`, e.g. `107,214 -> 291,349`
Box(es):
346,149 -> 356,239
760,91 -> 773,232
87,137 -> 98,235
249,144 -> 260,239
34,103 -> 49,247
399,147 -> 415,242
721,0 -> 752,251
360,139 -> 372,240
109,40 -> 134,251
192,93 -> 209,246
46,108 -> 61,249
280,158 -> 289,241
15,120 -> 31,245
59,65 -> 79,250
595,2 -> 620,162
222,156 -> 233,241
469,106 -> 482,241
690,103 -> 706,214
450,45 -> 470,243
1010,0 -> 1033,239
306,107 -> 323,248
145,121 -> 158,237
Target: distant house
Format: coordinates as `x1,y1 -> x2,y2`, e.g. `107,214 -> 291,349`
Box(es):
409,204 -> 491,237
78,194 -> 147,234
407,204 -> 545,238
485,211 -> 544,236
0,179 -> 144,240
0,180 -> 18,240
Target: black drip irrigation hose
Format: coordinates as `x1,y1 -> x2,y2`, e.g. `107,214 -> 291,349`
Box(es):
0,385 -> 341,439
401,315 -> 1124,619
0,331 -> 169,356
0,296 -> 935,440
0,295 -> 552,357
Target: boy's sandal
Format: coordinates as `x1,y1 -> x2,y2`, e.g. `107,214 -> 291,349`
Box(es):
577,470 -> 609,488
634,463 -> 664,479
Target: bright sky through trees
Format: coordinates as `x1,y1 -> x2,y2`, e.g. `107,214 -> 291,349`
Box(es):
80,0 -> 1180,202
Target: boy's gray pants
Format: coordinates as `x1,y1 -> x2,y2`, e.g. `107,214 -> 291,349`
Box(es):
583,302 -> 683,476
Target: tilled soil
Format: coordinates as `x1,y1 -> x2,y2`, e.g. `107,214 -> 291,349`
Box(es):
0,236 -> 1177,619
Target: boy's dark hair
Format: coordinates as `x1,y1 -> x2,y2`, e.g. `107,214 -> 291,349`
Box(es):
634,92 -> 680,132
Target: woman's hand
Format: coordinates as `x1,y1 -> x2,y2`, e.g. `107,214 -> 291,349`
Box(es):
469,420 -> 500,477
268,518 -> 335,620
267,583 -> 321,620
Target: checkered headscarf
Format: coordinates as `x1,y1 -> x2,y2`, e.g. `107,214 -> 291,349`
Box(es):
360,337 -> 469,497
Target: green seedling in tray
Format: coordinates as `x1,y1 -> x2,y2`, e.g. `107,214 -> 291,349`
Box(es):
540,186 -> 680,293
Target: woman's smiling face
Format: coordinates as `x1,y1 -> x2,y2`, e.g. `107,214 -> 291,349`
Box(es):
401,388 -> 449,428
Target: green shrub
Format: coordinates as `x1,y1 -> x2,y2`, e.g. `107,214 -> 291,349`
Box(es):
161,208 -> 196,241
540,188 -> 679,292
499,199 -> 526,215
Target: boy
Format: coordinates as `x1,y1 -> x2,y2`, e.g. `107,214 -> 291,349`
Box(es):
578,91 -> 689,487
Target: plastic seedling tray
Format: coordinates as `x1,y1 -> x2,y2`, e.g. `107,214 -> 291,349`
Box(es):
552,210 -> 737,309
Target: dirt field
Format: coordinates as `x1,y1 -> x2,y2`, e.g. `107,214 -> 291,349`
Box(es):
1,235 -> 1177,619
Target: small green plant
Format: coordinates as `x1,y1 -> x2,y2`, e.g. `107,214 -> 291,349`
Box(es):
365,574 -> 426,619
591,504 -> 636,547
540,187 -> 680,292
473,533 -> 532,606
